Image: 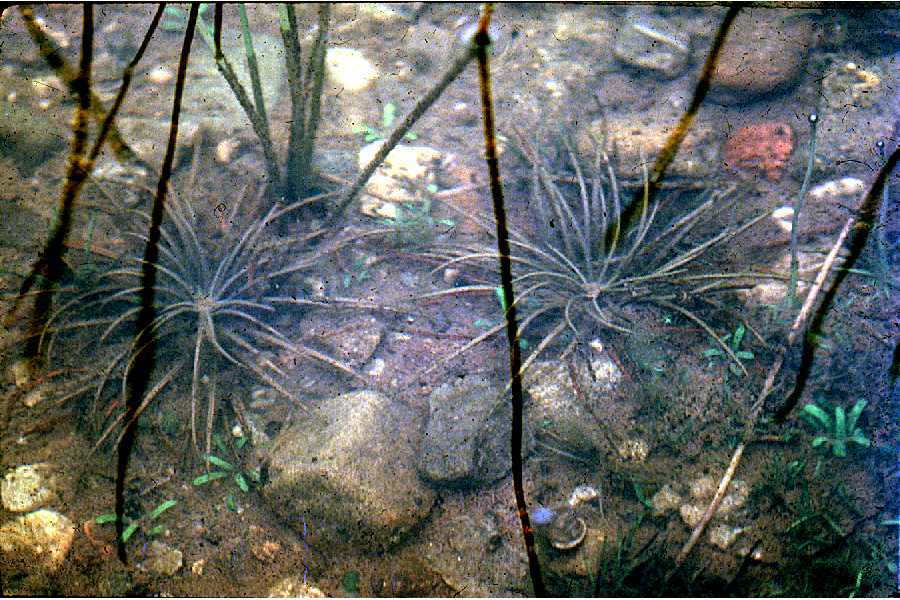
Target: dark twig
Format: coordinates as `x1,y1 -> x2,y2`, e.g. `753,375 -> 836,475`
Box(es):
117,3 -> 198,564
475,4 -> 545,595
775,146 -> 899,422
14,6 -> 92,361
17,5 -> 151,172
608,5 -> 741,252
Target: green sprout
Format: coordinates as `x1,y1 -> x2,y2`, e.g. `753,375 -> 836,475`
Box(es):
352,101 -> 418,143
800,400 -> 870,458
192,434 -> 260,511
95,498 -> 178,542
702,322 -> 754,376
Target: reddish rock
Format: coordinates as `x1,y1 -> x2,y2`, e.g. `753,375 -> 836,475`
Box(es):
723,121 -> 794,182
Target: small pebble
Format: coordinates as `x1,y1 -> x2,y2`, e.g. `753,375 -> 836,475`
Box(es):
147,65 -> 174,85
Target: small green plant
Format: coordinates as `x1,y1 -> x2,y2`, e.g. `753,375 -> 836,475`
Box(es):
352,101 -> 418,143
95,498 -> 178,542
800,400 -> 870,458
192,434 -> 260,511
702,322 -> 754,376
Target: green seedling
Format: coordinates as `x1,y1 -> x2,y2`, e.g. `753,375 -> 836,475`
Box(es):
702,322 -> 754,375
800,400 -> 870,458
192,434 -> 260,511
352,101 -> 418,143
95,498 -> 178,542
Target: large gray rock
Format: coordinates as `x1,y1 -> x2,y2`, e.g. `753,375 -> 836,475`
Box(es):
614,9 -> 692,79
418,376 -> 532,487
263,390 -> 434,548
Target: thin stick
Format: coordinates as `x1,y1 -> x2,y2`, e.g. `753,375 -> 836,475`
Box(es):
475,5 -> 545,595
787,113 -> 819,305
669,216 -> 853,576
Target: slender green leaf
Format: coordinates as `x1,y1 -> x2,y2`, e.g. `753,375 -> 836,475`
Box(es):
148,524 -> 165,537
192,471 -> 229,486
149,499 -> 178,520
849,431 -> 870,447
732,323 -> 746,351
235,472 -> 250,493
735,350 -> 754,360
846,400 -> 867,432
235,436 -> 248,450
835,406 -> 847,439
811,436 -> 829,447
703,348 -> 723,358
801,404 -> 832,429
404,131 -> 418,141
205,455 -> 235,471
382,102 -> 396,128
226,494 -> 237,512
121,521 -> 140,542
95,513 -> 118,525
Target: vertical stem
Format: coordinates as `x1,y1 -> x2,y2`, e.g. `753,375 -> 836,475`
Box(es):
296,4 -> 330,195
118,2 -> 198,564
22,3 -> 93,360
788,113 -> 819,306
475,4 -> 545,595
279,3 -> 305,202
238,3 -> 268,128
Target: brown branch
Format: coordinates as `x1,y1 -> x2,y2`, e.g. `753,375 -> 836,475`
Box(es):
19,5 -> 93,361
475,4 -> 545,595
116,3 -> 199,564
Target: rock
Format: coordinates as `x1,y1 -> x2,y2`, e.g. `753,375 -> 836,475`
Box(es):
418,376 -> 532,486
264,390 -> 434,548
710,9 -> 813,100
137,540 -> 182,577
325,48 -> 379,93
2,464 -> 57,512
525,360 -> 628,457
708,524 -> 745,550
268,577 -> 326,598
0,509 -> 76,574
10,359 -> 35,388
616,438 -> 650,463
422,512 -> 528,597
678,476 -> 749,529
305,316 -> 384,367
21,387 -> 46,408
723,121 -> 795,182
577,117 -> 718,183
614,10 -> 692,79
357,142 -> 444,218
651,484 -> 682,516
822,61 -> 883,111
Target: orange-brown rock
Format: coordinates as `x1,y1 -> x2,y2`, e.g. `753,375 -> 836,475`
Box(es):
723,121 -> 794,182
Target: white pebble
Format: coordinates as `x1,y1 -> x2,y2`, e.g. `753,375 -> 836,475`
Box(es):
147,65 -> 174,85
